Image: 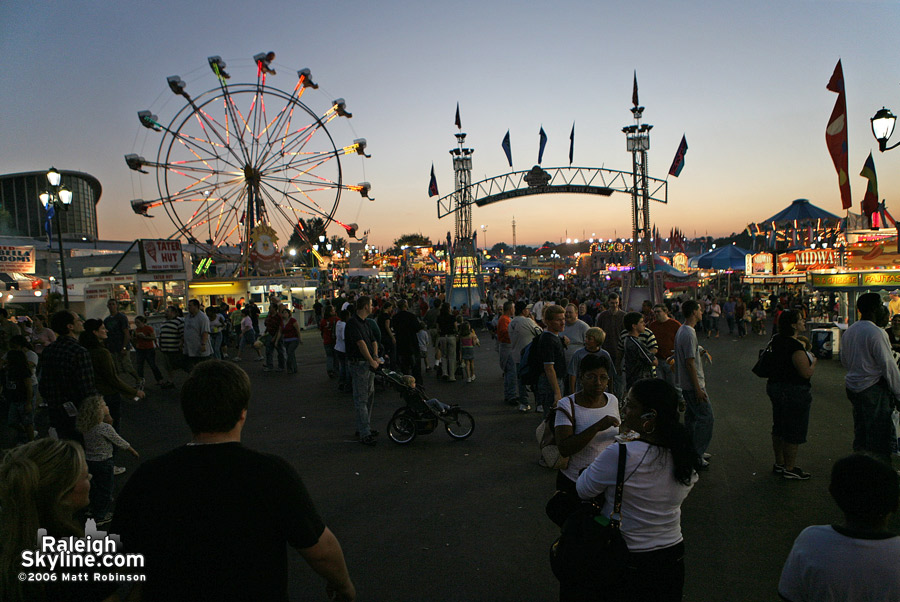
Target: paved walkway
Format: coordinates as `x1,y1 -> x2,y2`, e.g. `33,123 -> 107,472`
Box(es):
21,324 -> 899,601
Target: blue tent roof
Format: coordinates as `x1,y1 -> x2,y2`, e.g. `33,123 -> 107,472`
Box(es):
762,199 -> 840,225
689,245 -> 752,270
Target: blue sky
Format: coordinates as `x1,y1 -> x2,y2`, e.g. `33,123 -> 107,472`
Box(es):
2,0 -> 899,248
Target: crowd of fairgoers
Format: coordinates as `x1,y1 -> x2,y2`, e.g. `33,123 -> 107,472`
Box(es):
1,274 -> 899,602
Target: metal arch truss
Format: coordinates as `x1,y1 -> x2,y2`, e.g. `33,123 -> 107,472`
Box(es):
435,166 -> 667,219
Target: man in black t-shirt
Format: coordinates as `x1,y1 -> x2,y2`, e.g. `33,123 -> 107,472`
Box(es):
536,304 -> 567,417
111,361 -> 356,602
392,299 -> 421,381
344,296 -> 380,446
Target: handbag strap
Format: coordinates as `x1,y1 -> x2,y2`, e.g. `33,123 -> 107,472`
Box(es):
609,443 -> 627,527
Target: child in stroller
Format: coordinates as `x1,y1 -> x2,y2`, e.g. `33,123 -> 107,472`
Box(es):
379,369 -> 474,444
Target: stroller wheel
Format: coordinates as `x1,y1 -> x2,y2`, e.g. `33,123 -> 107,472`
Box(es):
388,409 -> 417,445
444,409 -> 475,440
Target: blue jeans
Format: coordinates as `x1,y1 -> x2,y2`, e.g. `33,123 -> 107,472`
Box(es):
324,343 -> 336,375
265,336 -> 285,369
683,389 -> 714,456
498,343 -> 517,403
847,382 -> 895,461
87,457 -> 114,518
284,339 -> 299,373
349,360 -> 375,437
536,373 -> 564,418
335,350 -> 349,390
515,362 -> 530,406
210,331 -> 223,359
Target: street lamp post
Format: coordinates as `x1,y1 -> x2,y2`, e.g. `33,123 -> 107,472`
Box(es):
39,167 -> 73,309
871,107 -> 898,152
480,224 -> 488,254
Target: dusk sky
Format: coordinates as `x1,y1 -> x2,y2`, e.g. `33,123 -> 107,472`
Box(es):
2,0 -> 899,249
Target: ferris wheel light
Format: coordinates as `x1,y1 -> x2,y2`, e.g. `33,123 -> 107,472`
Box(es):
167,76 -> 189,98
297,68 -> 318,89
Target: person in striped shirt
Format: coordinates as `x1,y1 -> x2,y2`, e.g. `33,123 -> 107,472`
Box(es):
158,305 -> 185,376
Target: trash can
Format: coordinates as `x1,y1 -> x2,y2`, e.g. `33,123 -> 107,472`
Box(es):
811,328 -> 840,360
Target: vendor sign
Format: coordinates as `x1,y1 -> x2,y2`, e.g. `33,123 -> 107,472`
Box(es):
777,248 -> 836,272
0,245 -> 35,274
139,240 -> 185,272
747,252 -> 773,274
846,240 -> 900,270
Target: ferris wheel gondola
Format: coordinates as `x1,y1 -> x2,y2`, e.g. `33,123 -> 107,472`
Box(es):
125,52 -> 372,266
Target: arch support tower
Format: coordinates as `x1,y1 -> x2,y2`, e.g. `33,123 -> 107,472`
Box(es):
447,132 -> 484,310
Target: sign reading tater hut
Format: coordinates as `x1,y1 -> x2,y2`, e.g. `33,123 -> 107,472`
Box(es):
139,239 -> 185,272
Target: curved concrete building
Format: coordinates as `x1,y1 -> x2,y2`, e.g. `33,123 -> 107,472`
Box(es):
0,170 -> 101,242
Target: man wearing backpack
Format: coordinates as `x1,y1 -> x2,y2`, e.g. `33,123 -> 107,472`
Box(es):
510,301 -> 541,413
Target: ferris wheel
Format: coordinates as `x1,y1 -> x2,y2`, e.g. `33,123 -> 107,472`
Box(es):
125,52 -> 372,264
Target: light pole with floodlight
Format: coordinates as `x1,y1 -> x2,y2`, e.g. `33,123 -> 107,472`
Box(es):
39,168 -> 73,309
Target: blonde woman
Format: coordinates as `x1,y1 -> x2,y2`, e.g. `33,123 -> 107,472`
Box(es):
76,395 -> 139,524
0,439 -> 117,602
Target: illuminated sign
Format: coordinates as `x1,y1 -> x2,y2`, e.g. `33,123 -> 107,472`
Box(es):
672,253 -> 688,272
748,253 -> 773,274
860,272 -> 900,287
591,242 -> 631,255
777,249 -> 836,272
809,273 -> 858,288
0,245 -> 35,274
139,239 -> 185,272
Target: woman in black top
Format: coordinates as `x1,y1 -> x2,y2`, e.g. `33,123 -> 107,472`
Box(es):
886,314 -> 900,352
767,309 -> 816,480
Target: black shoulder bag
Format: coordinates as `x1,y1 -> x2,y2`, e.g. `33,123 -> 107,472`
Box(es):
549,442 -> 629,588
751,336 -> 777,378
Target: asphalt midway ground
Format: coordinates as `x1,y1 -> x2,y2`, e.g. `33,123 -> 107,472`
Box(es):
18,324 -> 900,601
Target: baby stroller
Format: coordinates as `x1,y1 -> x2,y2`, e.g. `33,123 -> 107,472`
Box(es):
380,369 -> 474,444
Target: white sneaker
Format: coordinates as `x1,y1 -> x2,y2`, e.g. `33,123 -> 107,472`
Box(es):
114,466 -> 126,475
517,403 -> 532,413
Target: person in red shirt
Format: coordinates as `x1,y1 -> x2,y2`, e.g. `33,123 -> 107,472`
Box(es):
319,305 -> 340,378
133,315 -> 174,389
648,304 -> 682,389
497,301 -> 517,405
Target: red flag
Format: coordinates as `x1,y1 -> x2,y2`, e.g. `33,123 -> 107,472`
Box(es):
826,60 -> 851,209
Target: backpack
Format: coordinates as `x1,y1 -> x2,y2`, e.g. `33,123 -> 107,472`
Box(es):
518,333 -> 545,387
536,396 -> 576,470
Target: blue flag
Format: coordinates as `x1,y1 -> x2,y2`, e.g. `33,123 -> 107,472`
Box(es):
502,130 -> 512,167
569,123 -> 575,165
44,203 -> 55,248
428,164 -> 439,197
538,127 -> 547,164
